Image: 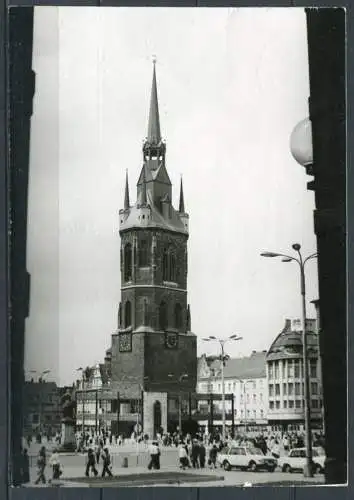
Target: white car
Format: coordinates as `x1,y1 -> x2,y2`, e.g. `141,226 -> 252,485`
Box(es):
278,447 -> 325,474
217,445 -> 277,472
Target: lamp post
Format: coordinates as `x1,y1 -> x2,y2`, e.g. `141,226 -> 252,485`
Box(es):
261,244 -> 317,477
202,335 -> 243,441
76,367 -> 85,433
168,373 -> 188,434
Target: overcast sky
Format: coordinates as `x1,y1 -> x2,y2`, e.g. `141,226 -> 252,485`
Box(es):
25,7 -> 318,386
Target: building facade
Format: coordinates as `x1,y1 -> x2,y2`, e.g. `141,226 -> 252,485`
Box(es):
23,381 -> 62,436
197,351 -> 268,432
103,62 -> 197,438
266,318 -> 323,431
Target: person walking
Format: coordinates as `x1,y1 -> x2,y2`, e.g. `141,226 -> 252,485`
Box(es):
208,444 -> 218,469
147,441 -> 161,470
191,440 -> 200,468
85,447 -> 98,477
49,448 -> 62,481
199,441 -> 206,469
178,442 -> 189,470
34,446 -> 47,484
101,448 -> 113,477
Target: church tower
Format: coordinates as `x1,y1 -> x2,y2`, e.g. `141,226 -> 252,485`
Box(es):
110,62 -> 197,436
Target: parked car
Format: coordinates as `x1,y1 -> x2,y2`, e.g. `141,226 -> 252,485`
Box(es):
278,447 -> 325,474
217,445 -> 277,472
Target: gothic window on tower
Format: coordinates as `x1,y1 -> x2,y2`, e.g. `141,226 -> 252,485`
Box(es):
175,303 -> 182,330
125,300 -> 132,328
124,243 -> 132,281
163,248 -> 168,280
159,301 -> 167,331
139,239 -> 149,267
169,254 -> 176,281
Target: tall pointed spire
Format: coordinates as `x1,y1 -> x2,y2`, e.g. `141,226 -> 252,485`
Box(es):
147,58 -> 161,144
141,166 -> 147,205
179,176 -> 185,213
124,170 -> 130,210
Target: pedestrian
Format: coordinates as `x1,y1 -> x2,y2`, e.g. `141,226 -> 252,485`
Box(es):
208,444 -> 218,469
101,448 -> 113,477
271,439 -> 280,459
34,446 -> 47,484
21,448 -> 30,485
178,442 -> 189,470
147,441 -> 161,470
191,440 -> 200,468
85,447 -> 98,477
49,448 -> 62,481
95,442 -> 101,464
199,441 -> 206,469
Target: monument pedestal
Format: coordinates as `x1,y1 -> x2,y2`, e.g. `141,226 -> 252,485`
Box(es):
59,418 -> 76,452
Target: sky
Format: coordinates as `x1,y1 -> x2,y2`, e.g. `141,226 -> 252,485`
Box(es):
25,7 -> 318,387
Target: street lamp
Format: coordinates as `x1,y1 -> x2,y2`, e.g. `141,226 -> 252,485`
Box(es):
202,335 -> 243,441
76,367 -> 85,433
261,243 -> 317,477
168,373 -> 188,434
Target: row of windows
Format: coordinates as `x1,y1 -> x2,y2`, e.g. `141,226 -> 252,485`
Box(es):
269,382 -> 319,397
200,380 -> 260,393
123,242 -> 182,282
122,300 -> 183,330
268,359 -> 318,379
269,399 -> 322,410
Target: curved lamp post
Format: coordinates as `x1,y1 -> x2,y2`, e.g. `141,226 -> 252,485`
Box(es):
168,373 -> 188,433
261,243 -> 317,477
202,335 -> 243,441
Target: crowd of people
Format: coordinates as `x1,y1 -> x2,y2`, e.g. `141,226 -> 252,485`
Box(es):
21,427 -> 325,485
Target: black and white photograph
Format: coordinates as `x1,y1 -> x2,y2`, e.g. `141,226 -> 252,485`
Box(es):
8,6 -> 346,488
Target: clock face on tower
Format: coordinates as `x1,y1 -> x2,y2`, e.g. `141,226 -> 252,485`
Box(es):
165,332 -> 178,349
119,333 -> 132,352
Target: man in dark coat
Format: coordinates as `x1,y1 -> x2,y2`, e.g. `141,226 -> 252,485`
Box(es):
199,441 -> 206,469
101,448 -> 113,477
191,440 -> 200,468
85,448 -> 98,477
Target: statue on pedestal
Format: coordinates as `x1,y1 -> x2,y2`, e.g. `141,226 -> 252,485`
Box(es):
59,391 -> 77,452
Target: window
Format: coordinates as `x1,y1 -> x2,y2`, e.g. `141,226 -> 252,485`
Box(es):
169,254 -> 176,281
218,384 -> 221,392
124,243 -> 132,281
283,383 -> 287,395
269,401 -> 274,410
274,361 -> 279,379
174,303 -> 182,329
253,394 -> 256,402
283,400 -> 288,409
240,393 -> 244,402
159,301 -> 167,330
139,239 -> 149,267
125,301 -> 132,328
228,383 -> 232,392
295,383 -> 301,396
163,249 -> 168,280
233,382 -> 236,391
294,361 -> 300,378
32,414 -> 39,424
247,410 -> 250,418
269,384 -> 274,397
253,410 -> 256,419
311,382 -> 318,395
275,384 -> 280,396
288,400 -> 294,409
295,400 -> 301,408
260,410 -> 264,418
287,361 -> 294,378
310,361 -> 317,378
282,360 -> 286,378
241,410 -> 244,418
259,379 -> 263,388
246,394 -> 250,403
260,393 -> 263,402
275,401 -> 280,409
234,409 -> 237,416
268,363 -> 274,379
288,383 -> 294,396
